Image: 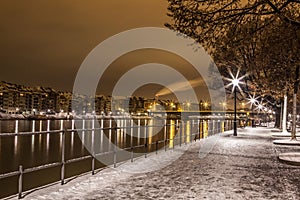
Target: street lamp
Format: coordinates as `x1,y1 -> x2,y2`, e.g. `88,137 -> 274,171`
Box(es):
224,68 -> 246,136
254,102 -> 264,126
247,93 -> 259,127
232,78 -> 239,136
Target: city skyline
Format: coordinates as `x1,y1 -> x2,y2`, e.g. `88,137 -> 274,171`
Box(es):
0,80 -> 214,115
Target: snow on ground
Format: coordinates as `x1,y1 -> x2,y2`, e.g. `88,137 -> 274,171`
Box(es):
15,126 -> 300,199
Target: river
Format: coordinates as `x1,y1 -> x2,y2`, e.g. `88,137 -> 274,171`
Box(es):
0,118 -> 232,198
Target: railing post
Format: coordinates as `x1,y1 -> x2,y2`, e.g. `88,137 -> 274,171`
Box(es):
164,120 -> 167,151
156,141 -> 158,154
91,118 -> 95,175
179,124 -> 182,147
131,147 -> 134,162
114,128 -> 117,168
18,165 -> 23,199
61,129 -> 65,185
173,123 -> 175,149
198,120 -> 201,141
189,121 -> 192,143
144,124 -> 148,158
130,120 -> 133,162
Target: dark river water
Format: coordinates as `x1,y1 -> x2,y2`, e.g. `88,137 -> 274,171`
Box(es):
0,118 -> 232,198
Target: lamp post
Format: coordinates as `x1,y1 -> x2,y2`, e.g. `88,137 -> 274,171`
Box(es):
232,79 -> 239,136
224,68 -> 246,136
250,98 -> 256,127
247,94 -> 259,128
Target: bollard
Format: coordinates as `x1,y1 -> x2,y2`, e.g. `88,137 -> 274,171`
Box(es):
156,141 -> 158,155
18,165 -> 23,199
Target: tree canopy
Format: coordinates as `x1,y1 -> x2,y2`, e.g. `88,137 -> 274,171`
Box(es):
166,0 -> 300,98
166,0 -> 300,50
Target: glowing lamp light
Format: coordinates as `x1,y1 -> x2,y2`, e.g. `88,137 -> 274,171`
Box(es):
232,78 -> 239,86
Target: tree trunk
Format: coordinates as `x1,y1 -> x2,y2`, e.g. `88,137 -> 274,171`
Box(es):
274,101 -> 282,128
282,94 -> 288,133
279,101 -> 283,130
291,65 -> 299,140
292,93 -> 297,140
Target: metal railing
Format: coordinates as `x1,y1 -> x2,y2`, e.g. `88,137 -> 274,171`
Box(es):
0,119 -> 234,199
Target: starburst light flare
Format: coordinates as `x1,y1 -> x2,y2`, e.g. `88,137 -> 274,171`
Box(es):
223,68 -> 247,96
246,93 -> 259,109
254,99 -> 266,113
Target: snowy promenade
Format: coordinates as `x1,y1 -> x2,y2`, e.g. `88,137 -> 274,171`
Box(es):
15,127 -> 300,199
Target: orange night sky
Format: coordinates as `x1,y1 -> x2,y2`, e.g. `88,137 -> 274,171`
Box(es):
0,0 -> 169,89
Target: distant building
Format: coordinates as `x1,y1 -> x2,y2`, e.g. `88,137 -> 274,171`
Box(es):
1,81 -> 204,115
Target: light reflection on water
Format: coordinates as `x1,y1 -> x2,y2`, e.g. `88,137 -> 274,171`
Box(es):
14,135 -> 18,155
31,135 -> 35,153
0,118 -> 228,175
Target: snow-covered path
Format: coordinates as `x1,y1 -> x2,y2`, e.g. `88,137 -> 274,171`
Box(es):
19,127 -> 300,199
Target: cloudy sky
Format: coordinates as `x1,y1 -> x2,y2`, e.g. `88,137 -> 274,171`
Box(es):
0,0 -> 166,85
0,0 -> 212,100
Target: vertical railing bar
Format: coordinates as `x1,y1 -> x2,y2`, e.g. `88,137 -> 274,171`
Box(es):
198,119 -> 200,141
91,118 -> 95,175
164,119 -> 167,151
179,123 -> 182,147
191,119 -> 194,143
131,147 -> 134,162
173,124 -> 175,149
144,124 -> 148,158
61,129 -> 65,185
114,127 -> 117,168
131,120 -> 133,162
18,165 -> 23,199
